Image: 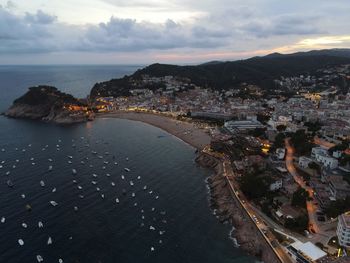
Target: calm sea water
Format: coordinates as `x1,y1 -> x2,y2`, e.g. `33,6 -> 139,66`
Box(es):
0,65 -> 255,263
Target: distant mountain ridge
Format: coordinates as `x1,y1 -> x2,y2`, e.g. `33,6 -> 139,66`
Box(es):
90,48 -> 350,98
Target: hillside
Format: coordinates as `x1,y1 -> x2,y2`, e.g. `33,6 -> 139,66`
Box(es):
90,49 -> 350,98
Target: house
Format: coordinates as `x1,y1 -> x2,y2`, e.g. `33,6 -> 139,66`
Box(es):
299,156 -> 313,169
328,175 -> 350,200
311,146 -> 338,169
269,179 -> 283,191
287,241 -> 327,262
337,211 -> 350,248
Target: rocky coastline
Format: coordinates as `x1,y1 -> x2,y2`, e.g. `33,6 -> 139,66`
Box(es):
196,152 -> 280,263
4,86 -> 94,124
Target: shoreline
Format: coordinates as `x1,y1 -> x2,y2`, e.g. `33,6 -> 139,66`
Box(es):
98,112 -> 211,150
99,111 -> 279,262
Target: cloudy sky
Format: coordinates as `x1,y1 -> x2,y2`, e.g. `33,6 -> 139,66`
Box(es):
0,0 -> 350,64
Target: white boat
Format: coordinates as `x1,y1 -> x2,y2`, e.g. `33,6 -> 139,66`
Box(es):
143,186 -> 147,190
126,157 -> 129,161
68,155 -> 73,159
72,169 -> 77,175
114,162 -> 118,165
80,161 -> 85,164
106,173 -> 110,177
102,166 -> 106,170
149,191 -> 153,194
124,168 -> 130,172
18,239 -> 24,246
137,176 -> 141,180
155,196 -> 159,199
50,201 -> 58,207
36,255 -> 43,262
6,171 -> 10,176
48,166 -> 53,171
77,185 -> 82,190
149,226 -> 155,230
91,181 -> 97,185
30,157 -> 34,161
104,161 -> 109,164
21,194 -> 26,199
111,182 -> 115,186
22,223 -> 27,228
134,203 -> 137,206
92,173 -> 98,178
79,195 -> 84,199
121,175 -> 125,180
40,181 -> 45,187
91,151 -> 97,154
47,236 -> 52,245
52,188 -> 56,193
98,155 -> 103,159
151,207 -> 155,211
89,165 -> 93,168
68,161 -> 72,164
32,162 -> 36,165
129,181 -> 134,186
74,206 -> 78,211
73,180 -> 77,184
1,217 -> 5,223
38,221 -> 43,228
96,187 -> 100,191
132,193 -> 135,197
101,194 -> 105,199
59,259 -> 63,263
115,198 -> 119,203
48,158 -> 53,162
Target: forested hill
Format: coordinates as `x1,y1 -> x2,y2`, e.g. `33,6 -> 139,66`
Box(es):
90,49 -> 350,98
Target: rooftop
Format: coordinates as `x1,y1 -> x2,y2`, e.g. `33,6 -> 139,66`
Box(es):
290,241 -> 327,261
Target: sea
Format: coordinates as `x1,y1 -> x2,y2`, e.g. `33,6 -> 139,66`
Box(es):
0,65 -> 255,263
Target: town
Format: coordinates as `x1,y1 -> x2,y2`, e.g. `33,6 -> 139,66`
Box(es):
90,63 -> 350,263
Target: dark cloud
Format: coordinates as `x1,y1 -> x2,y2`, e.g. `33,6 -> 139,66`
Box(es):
25,10 -> 57,24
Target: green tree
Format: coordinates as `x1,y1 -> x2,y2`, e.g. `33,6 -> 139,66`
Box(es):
276,124 -> 287,132
291,187 -> 309,209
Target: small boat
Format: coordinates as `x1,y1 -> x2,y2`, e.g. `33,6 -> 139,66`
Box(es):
104,151 -> 109,155
98,155 -> 103,159
50,201 -> 58,207
52,188 -> 56,193
59,259 -> 63,263
155,196 -> 159,199
80,161 -> 85,164
30,157 -> 34,161
32,162 -> 36,165
1,217 -> 5,223
149,191 -> 153,194
134,203 -> 137,207
121,175 -> 125,180
68,161 -> 72,164
131,193 -> 135,197
91,181 -> 97,185
77,185 -> 82,190
22,223 -> 27,228
73,180 -> 77,184
115,198 -> 119,203
151,247 -> 155,251
68,155 -> 73,159
12,165 -> 16,169
96,187 -> 100,191
36,255 -> 43,262
21,194 -> 26,199
40,180 -> 45,187
137,176 -> 141,180
79,195 -> 84,199
102,166 -> 106,170
101,194 -> 105,199
129,181 -> 134,186
38,221 -> 43,228
151,207 -> 155,211
6,171 -> 10,175
7,180 -> 14,188
91,151 -> 97,154
74,206 -> 78,211
92,173 -> 98,178
122,189 -> 126,195
18,239 -> 24,246
143,185 -> 147,190
104,161 -> 109,164
89,165 -> 93,168
72,169 -> 77,175
48,158 -> 53,162
48,166 -> 53,171
47,236 -> 52,245
149,226 -> 155,230
106,173 -> 110,177
26,204 -> 32,211
111,182 -> 115,186
124,168 -> 130,172
15,159 -> 19,163
126,157 -> 129,161
114,162 -> 118,165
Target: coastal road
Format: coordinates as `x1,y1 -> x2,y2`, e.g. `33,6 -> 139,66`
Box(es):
221,158 -> 294,263
285,138 -> 321,234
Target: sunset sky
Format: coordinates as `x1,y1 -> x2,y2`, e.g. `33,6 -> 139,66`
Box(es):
1,0 -> 350,64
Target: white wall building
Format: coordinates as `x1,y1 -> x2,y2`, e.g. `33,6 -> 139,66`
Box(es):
298,156 -> 313,169
337,212 -> 350,248
311,147 -> 339,169
269,179 -> 283,191
287,241 -> 327,262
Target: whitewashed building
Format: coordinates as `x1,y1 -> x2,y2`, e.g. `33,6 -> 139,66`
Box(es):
337,212 -> 350,248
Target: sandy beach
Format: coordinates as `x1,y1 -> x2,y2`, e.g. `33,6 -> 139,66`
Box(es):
98,112 -> 212,150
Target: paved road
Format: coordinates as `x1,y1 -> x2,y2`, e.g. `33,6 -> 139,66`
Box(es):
222,158 -> 294,263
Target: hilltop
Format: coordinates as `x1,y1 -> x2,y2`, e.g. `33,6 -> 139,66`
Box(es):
5,86 -> 93,124
90,49 -> 350,98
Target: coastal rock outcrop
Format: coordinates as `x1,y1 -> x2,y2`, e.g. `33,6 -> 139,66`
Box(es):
196,153 -> 280,263
4,86 -> 94,124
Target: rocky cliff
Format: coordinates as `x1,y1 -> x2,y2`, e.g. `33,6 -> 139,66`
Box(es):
4,86 -> 93,124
